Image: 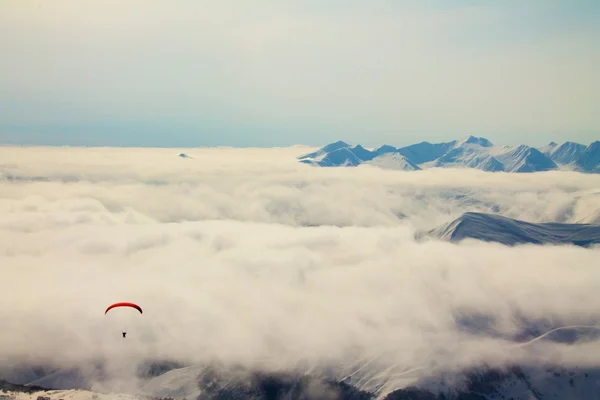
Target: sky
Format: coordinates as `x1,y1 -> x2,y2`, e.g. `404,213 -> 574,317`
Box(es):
1,0 -> 599,148
0,146 -> 599,396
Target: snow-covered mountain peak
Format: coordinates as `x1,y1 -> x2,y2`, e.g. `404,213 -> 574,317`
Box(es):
454,135 -> 493,148
373,144 -> 397,156
297,140 -> 350,160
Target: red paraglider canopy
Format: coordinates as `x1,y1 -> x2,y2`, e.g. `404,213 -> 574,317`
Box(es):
105,302 -> 143,315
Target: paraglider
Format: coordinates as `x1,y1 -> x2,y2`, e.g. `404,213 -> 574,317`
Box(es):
105,302 -> 143,315
105,302 -> 142,338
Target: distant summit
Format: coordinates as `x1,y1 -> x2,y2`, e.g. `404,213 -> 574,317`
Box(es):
298,136 -> 599,173
297,140 -> 350,161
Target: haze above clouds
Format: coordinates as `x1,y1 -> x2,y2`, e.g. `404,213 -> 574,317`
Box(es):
1,0 -> 599,147
1,145 -> 599,393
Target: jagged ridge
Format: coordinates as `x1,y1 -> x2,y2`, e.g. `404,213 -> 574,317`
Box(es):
298,136 -> 600,173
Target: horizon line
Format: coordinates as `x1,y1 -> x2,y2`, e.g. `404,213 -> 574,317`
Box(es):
0,136 -> 598,150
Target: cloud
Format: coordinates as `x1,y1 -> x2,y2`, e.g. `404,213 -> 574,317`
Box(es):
0,145 -> 599,394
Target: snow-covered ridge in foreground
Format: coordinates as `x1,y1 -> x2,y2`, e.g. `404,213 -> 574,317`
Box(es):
3,361 -> 600,400
423,211 -> 600,247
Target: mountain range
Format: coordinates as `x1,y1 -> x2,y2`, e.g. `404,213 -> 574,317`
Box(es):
298,136 -> 600,173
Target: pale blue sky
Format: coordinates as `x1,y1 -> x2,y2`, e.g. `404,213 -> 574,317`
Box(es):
1,0 -> 599,148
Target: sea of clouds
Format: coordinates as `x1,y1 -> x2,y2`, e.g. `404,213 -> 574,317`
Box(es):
1,145 -> 599,395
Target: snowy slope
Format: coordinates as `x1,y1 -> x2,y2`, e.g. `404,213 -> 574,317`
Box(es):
10,390 -> 144,400
299,142 -> 420,170
538,140 -> 600,172
5,363 -> 600,400
349,145 -> 376,161
299,147 -> 362,167
545,141 -> 587,165
432,140 -> 504,172
539,141 -> 558,155
372,145 -> 398,156
453,135 -> 493,148
364,153 -> 421,171
297,140 -> 350,161
0,366 -> 58,386
464,153 -> 504,171
395,140 -> 457,164
138,365 -> 206,399
426,211 -> 600,246
491,145 -> 558,173
575,141 -> 600,173
25,369 -> 90,391
0,379 -> 144,400
404,364 -> 600,400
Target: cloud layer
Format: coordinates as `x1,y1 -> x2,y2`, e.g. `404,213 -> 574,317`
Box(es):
1,145 -> 600,394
